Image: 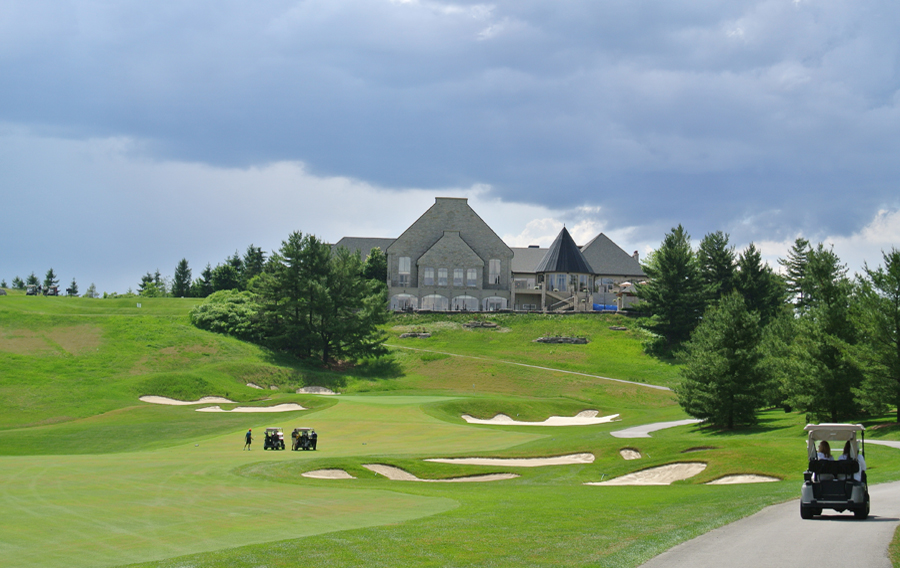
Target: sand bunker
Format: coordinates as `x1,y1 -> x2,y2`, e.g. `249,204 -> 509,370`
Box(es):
195,403 -> 307,413
247,383 -> 263,389
706,474 -> 779,485
586,462 -> 707,486
363,464 -> 518,483
139,396 -> 235,405
302,469 -> 355,479
461,410 -> 619,426
297,386 -> 339,395
619,448 -> 642,460
425,453 -> 594,467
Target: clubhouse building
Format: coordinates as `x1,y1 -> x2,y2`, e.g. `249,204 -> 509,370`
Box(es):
335,197 -> 645,312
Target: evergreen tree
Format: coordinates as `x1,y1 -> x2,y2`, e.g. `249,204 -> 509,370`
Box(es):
210,263 -> 241,292
779,237 -> 812,309
316,247 -> 388,364
636,225 -> 705,347
67,278 -> 78,296
44,268 -> 59,289
26,272 -> 39,287
363,247 -> 388,284
84,283 -> 98,299
172,259 -> 192,297
784,245 -> 862,422
734,243 -> 784,326
190,263 -> 214,298
676,292 -> 765,428
855,248 -> 900,421
0,279 -> 6,288
697,231 -> 736,305
242,245 -> 266,286
12,276 -> 25,290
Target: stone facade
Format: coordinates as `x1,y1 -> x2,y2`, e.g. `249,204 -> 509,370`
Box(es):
386,197 -> 514,311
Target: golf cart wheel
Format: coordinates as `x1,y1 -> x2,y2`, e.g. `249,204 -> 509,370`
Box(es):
854,501 -> 870,520
800,505 -> 814,519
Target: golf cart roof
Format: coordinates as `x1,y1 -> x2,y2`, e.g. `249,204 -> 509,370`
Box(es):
293,427 -> 313,431
265,427 -> 283,432
805,423 -> 864,441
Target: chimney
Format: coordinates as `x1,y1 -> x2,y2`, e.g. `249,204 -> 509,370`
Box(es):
633,251 -> 639,261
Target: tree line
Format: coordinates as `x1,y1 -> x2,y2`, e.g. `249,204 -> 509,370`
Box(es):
188,232 -> 389,365
636,227 -> 900,427
2,269 -> 96,298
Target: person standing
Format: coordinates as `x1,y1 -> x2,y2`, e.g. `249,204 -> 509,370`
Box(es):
310,429 -> 318,450
244,429 -> 253,450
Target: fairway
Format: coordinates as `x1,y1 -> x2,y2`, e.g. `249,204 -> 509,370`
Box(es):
0,395 -> 538,568
4,296 -> 900,568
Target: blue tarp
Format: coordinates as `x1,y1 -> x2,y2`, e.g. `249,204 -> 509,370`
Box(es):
593,304 -> 618,311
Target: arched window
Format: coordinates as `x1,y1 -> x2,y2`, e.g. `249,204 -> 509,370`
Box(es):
390,294 -> 418,311
482,296 -> 507,311
421,294 -> 449,311
451,295 -> 479,311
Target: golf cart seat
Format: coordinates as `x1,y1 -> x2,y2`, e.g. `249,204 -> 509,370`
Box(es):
807,460 -> 859,476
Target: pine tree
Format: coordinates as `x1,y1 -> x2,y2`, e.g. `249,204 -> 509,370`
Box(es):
636,225 -> 705,347
697,231 -> 736,305
784,244 -> 862,422
676,292 -> 765,428
363,247 -> 388,284
12,276 -> 25,290
855,248 -> 900,421
26,272 -> 39,287
44,268 -> 59,289
779,237 -> 811,309
67,278 -> 78,296
172,259 -> 192,297
734,243 -> 784,326
84,283 -> 98,299
242,245 -> 266,286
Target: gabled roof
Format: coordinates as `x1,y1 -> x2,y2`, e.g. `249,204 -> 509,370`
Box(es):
332,237 -> 395,260
580,233 -> 646,278
418,231 -> 483,267
511,247 -> 549,273
534,227 -> 595,274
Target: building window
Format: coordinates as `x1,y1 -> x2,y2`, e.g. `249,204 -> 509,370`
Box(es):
421,294 -> 449,311
482,296 -> 507,311
452,295 -> 479,311
390,294 -> 417,311
489,259 -> 501,285
438,268 -> 448,286
423,267 -> 434,286
398,257 -> 410,287
467,268 -> 477,287
453,268 -> 463,287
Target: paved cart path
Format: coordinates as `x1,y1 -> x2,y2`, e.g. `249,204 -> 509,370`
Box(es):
638,480 -> 900,568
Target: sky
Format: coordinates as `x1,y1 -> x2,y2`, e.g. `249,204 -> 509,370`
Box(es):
1,0 -> 898,294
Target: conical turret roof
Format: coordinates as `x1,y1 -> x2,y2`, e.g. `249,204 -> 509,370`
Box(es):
534,227 -> 595,274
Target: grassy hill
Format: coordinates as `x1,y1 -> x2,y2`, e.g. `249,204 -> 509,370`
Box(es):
2,295 -> 900,568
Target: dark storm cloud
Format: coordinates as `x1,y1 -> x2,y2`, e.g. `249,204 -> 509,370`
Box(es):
2,0 -> 899,242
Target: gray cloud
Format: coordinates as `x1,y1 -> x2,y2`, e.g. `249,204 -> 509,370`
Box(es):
1,0 -> 898,290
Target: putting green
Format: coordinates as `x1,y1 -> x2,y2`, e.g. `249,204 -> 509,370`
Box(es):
0,396 -> 539,568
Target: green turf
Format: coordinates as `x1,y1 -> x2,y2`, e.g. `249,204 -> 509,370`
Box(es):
3,296 -> 900,568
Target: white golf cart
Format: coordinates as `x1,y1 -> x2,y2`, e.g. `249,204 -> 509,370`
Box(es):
800,423 -> 868,520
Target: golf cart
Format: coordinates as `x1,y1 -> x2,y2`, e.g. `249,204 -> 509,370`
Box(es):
291,427 -> 317,451
800,423 -> 869,520
263,427 -> 285,450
